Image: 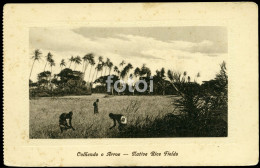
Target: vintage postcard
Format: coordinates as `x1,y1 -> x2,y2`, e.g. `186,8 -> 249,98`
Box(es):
3,2 -> 258,166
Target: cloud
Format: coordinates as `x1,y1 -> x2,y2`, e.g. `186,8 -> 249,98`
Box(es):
29,28 -> 227,83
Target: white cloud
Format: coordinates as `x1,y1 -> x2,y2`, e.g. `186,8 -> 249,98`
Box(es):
29,28 -> 227,83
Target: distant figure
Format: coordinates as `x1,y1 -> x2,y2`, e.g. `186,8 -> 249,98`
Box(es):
59,111 -> 75,133
109,113 -> 127,131
93,99 -> 99,114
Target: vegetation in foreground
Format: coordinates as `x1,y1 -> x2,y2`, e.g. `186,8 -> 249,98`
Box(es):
29,95 -> 175,138
118,62 -> 228,137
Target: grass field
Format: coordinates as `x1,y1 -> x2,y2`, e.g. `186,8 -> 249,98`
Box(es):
30,94 -> 179,138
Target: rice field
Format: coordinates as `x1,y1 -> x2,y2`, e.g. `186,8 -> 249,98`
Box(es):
29,94 -> 179,138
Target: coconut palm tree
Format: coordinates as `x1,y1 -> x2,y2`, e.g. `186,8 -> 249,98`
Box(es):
132,67 -> 141,95
167,69 -> 185,97
81,53 -> 92,80
82,54 -> 89,72
94,63 -> 103,81
120,60 -> 126,67
167,70 -> 181,83
49,59 -> 55,90
104,58 -> 110,75
88,59 -> 96,82
91,57 -> 100,82
114,66 -> 120,76
119,60 -> 126,71
96,63 -> 103,79
29,49 -> 42,80
49,59 -> 55,76
100,61 -> 105,77
108,61 -> 113,75
91,66 -> 97,82
134,67 -> 141,79
43,52 -> 53,72
98,56 -> 103,64
74,56 -> 82,71
154,68 -> 167,95
120,63 -> 133,81
96,56 -> 103,75
60,59 -> 66,71
127,63 -> 133,74
68,56 -> 74,69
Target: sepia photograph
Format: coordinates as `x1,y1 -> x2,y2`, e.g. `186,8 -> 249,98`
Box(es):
4,3 -> 258,166
29,27 -> 228,138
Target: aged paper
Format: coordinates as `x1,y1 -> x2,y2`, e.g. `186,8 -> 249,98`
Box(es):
3,3 -> 258,166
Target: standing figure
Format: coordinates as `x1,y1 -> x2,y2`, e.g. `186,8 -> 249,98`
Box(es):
59,111 -> 75,133
109,113 -> 127,131
93,99 -> 99,114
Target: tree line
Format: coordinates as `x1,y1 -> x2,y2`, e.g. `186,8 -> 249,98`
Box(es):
29,49 -> 205,96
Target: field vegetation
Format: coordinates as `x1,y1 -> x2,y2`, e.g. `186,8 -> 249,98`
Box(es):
29,49 -> 227,138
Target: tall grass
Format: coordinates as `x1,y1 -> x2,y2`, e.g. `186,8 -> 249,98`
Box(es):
30,95 -> 174,138
116,63 -> 228,138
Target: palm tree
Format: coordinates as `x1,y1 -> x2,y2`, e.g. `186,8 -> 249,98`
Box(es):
167,69 -> 185,97
127,63 -> 133,75
132,67 -> 141,95
104,58 -> 110,75
49,59 -> 55,90
154,68 -> 167,95
91,56 -> 103,80
120,60 -> 126,67
91,66 -> 97,82
88,59 -> 96,82
134,67 -> 141,79
74,56 -> 82,71
60,59 -> 66,71
100,61 -> 105,77
29,49 -> 42,80
120,63 -> 133,80
82,54 -> 89,72
68,56 -> 74,68
119,60 -> 126,72
114,66 -> 120,77
140,64 -> 151,77
108,61 -> 114,75
98,56 -> 103,64
138,64 -> 151,94
49,59 -> 55,76
96,63 -> 103,79
43,52 -> 53,72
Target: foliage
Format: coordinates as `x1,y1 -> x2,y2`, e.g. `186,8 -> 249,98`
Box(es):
29,48 -> 228,138
117,62 -> 228,137
117,113 -> 227,137
30,68 -> 91,98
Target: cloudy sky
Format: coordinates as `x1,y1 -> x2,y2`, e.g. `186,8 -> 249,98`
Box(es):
29,26 -> 227,83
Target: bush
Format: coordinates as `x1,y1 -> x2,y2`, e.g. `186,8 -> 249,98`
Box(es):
116,112 -> 227,138
116,62 -> 228,138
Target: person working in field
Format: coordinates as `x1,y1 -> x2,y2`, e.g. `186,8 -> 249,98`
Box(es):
109,113 -> 127,131
59,111 -> 75,133
93,99 -> 99,114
